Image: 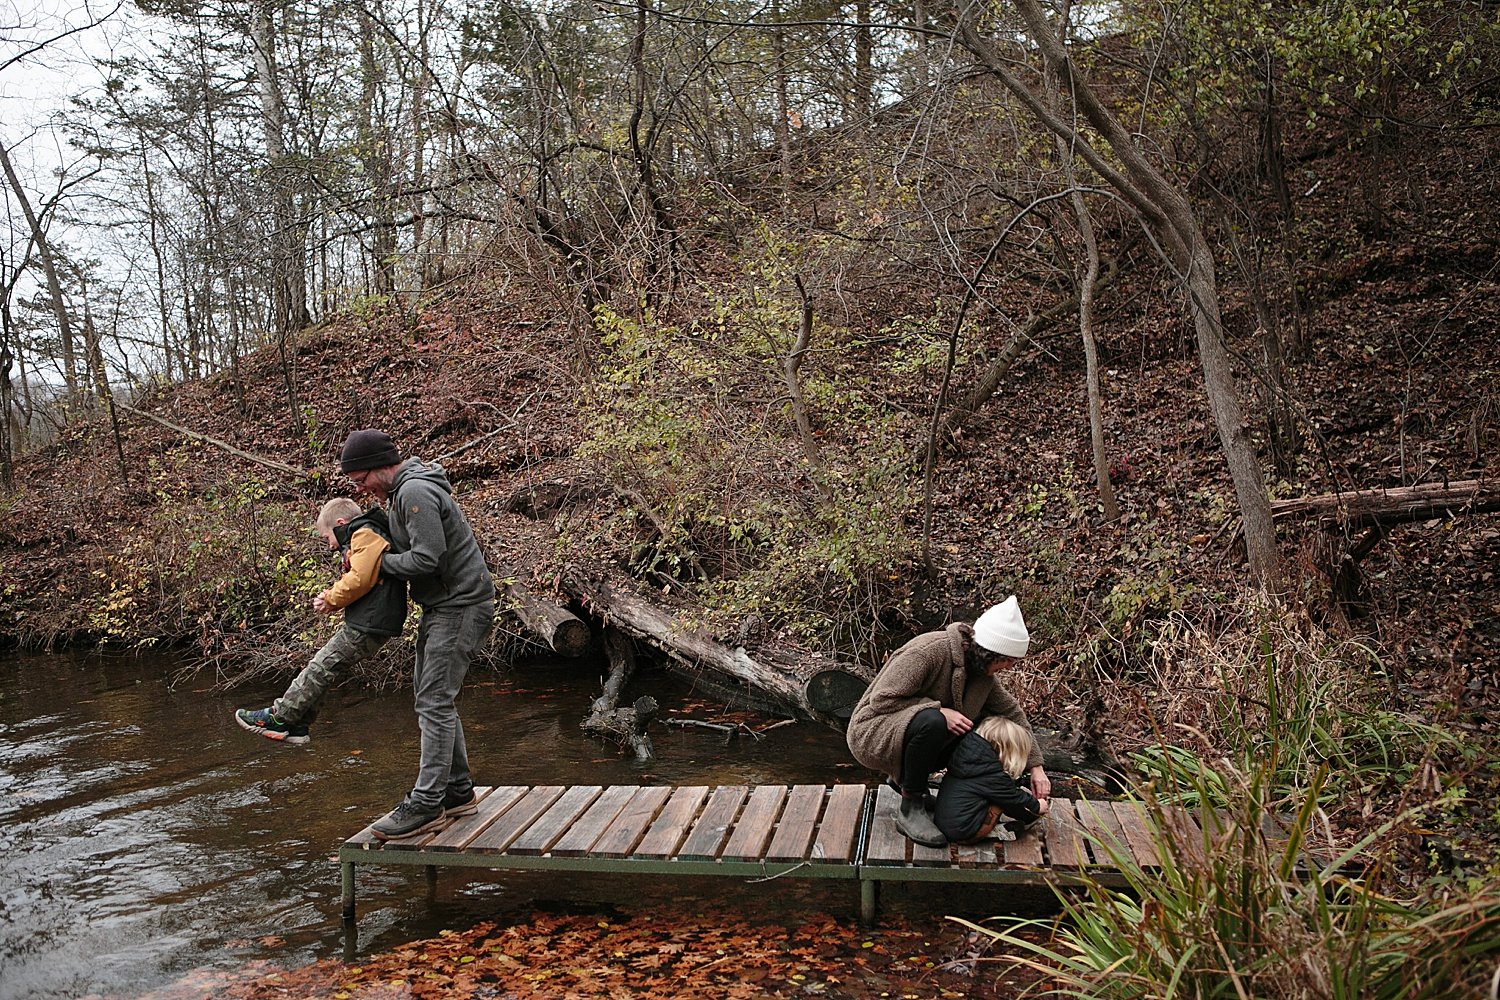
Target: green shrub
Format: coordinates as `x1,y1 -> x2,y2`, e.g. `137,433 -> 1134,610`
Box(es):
578,296 -> 915,652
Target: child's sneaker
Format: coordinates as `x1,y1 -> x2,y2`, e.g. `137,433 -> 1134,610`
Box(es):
234,707 -> 310,745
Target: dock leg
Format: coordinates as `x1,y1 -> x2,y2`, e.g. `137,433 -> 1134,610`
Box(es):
341,861 -> 357,924
859,879 -> 878,927
425,865 -> 438,901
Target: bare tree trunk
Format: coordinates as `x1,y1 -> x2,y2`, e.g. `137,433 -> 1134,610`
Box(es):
1044,4 -> 1117,520
783,276 -> 828,496
250,0 -> 310,337
81,296 -> 128,482
956,0 -> 1282,589
248,4 -> 307,436
359,10 -> 397,296
1259,66 -> 1308,358
410,0 -> 430,287
773,1 -> 793,204
913,0 -> 930,89
0,292 -> 15,489
1068,186 -> 1117,519
138,139 -> 174,383
0,141 -> 78,401
628,0 -> 675,296
853,0 -> 874,123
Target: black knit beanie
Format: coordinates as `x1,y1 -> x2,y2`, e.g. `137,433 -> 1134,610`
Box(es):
340,428 -> 400,472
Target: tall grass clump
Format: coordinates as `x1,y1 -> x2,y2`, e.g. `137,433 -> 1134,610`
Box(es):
956,759 -> 1500,998
955,603 -> 1498,998
1107,605 -> 1475,810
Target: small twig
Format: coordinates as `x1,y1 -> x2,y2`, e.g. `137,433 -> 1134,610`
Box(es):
662,718 -> 737,734
117,402 -> 303,476
435,391 -> 538,462
744,861 -> 811,883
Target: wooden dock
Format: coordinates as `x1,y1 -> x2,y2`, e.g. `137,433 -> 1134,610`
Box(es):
339,783 -> 1184,924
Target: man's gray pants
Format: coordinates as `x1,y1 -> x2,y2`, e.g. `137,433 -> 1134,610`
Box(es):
408,600 -> 495,810
273,625 -> 387,725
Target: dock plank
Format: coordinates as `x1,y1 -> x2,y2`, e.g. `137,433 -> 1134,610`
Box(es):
1110,801 -> 1161,870
428,786 -> 526,852
863,785 -> 908,865
466,785 -> 566,853
636,786 -> 709,859
766,785 -> 827,862
1002,822 -> 1044,866
910,840 -> 949,866
1074,799 -> 1128,870
1042,798 -> 1086,870
677,786 -> 749,860
950,841 -> 988,868
510,785 -> 604,856
552,785 -> 637,857
722,785 -> 789,861
591,785 -> 674,858
810,784 -> 865,863
1160,804 -> 1207,868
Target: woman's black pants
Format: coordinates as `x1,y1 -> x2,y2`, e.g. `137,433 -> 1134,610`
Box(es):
899,707 -> 960,795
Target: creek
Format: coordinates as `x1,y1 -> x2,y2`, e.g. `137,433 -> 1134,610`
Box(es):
0,649 -> 857,999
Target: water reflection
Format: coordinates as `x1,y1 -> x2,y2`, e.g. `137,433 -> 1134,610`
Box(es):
0,651 -> 856,999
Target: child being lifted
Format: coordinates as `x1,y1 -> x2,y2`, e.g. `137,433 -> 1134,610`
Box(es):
234,497 -> 406,744
933,715 -> 1050,844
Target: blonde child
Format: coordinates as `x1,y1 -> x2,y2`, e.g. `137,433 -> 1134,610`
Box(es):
233,497 -> 406,744
933,715 -> 1049,843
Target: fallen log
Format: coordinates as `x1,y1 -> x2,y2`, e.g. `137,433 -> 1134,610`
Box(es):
561,565 -> 874,728
1269,478 -> 1500,529
492,555 -> 591,657
1268,478 -> 1499,615
582,627 -> 655,760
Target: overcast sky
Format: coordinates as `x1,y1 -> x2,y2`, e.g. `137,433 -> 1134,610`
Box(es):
2,0 -> 146,242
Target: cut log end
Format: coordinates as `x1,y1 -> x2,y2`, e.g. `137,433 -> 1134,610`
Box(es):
550,619 -> 592,657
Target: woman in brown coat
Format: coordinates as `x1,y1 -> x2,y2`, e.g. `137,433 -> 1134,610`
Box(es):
845,596 -> 1050,847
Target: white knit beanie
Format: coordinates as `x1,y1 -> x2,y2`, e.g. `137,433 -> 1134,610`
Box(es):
972,596 -> 1029,657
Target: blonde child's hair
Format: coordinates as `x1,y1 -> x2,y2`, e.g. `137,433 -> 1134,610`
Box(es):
975,716 -> 1033,779
315,497 -> 363,533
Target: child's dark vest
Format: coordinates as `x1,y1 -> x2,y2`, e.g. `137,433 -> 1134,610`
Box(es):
332,508 -> 407,637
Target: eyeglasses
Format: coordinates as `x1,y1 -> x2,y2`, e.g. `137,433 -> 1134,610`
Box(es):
348,469 -> 371,486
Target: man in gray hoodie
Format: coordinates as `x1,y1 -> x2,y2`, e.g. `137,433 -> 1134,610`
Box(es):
339,428 -> 497,840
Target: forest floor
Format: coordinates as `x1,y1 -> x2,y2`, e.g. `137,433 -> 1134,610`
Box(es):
9,88 -> 1500,1000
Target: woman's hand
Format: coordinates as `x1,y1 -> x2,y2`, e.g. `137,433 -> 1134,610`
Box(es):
1029,765 -> 1052,800
940,708 -> 972,735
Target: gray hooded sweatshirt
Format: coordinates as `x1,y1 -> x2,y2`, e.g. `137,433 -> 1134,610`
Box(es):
380,458 -> 495,610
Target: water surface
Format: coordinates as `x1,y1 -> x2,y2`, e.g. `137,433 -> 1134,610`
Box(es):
0,650 -> 857,998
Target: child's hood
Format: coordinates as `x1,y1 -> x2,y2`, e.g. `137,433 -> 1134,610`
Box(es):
946,730 -> 1004,778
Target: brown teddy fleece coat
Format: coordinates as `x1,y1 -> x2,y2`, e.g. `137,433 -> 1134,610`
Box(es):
845,622 -> 1044,784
